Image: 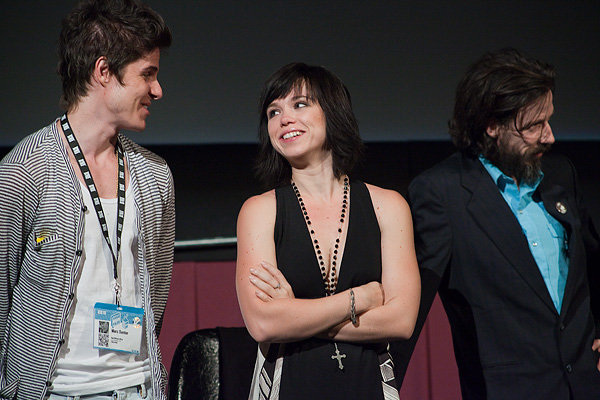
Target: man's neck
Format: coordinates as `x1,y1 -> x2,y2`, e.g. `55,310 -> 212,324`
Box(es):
64,102 -> 119,159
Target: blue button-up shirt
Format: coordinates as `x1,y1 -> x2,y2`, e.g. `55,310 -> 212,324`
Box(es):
479,156 -> 569,312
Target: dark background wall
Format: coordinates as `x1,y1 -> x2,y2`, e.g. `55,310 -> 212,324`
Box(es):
2,141 -> 597,262
1,1 -> 599,145
138,141 -> 600,261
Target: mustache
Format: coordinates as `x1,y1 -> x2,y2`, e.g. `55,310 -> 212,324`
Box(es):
525,143 -> 552,156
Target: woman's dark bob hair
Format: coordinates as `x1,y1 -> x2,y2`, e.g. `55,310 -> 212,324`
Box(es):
255,62 -> 363,189
449,48 -> 555,157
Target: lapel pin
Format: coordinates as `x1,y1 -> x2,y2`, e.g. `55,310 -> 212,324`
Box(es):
555,201 -> 567,214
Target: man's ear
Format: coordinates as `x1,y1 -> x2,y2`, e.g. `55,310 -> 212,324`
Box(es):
486,122 -> 499,139
92,56 -> 111,86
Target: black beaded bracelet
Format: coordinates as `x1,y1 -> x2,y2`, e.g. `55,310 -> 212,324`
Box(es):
350,288 -> 357,325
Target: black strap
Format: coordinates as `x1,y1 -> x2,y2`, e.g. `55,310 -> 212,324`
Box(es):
60,114 -> 126,305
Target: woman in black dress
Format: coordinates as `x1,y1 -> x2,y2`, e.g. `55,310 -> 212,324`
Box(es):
236,63 -> 420,399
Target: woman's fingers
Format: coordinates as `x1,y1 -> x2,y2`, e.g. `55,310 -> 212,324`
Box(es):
355,281 -> 384,313
249,267 -> 289,299
260,261 -> 289,283
250,266 -> 280,290
255,289 -> 272,302
260,260 -> 279,275
249,274 -> 276,296
248,261 -> 295,300
260,261 -> 294,296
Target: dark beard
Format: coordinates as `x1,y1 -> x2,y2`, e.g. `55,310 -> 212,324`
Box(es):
486,143 -> 551,186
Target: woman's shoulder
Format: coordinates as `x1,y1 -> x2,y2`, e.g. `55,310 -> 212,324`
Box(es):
239,189 -> 277,220
364,183 -> 407,207
363,183 -> 410,221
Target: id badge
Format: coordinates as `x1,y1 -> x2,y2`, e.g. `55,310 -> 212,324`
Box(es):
93,302 -> 144,354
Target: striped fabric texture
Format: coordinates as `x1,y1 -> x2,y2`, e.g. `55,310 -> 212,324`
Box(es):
0,120 -> 175,400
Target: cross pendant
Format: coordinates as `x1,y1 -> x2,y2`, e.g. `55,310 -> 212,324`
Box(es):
331,343 -> 346,370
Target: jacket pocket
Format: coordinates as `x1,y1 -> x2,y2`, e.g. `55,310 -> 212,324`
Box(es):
20,231 -> 61,287
32,230 -> 60,250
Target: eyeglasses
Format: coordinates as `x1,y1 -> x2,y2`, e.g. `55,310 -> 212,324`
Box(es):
515,120 -> 552,141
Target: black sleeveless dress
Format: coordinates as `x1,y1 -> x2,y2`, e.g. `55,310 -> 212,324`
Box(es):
259,180 -> 397,399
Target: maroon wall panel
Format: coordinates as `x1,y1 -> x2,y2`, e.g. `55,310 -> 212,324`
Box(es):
159,261 -> 244,372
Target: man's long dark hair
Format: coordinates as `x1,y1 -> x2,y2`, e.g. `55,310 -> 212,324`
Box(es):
449,48 -> 555,157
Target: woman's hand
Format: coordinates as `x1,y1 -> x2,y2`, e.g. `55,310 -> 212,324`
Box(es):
354,281 -> 384,314
249,261 -> 295,302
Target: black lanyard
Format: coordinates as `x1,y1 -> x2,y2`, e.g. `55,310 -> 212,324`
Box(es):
60,114 -> 126,305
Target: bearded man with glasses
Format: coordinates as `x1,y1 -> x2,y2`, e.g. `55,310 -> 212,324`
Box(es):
395,48 -> 600,400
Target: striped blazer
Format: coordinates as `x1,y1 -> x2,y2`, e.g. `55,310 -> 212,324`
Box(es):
0,120 -> 175,400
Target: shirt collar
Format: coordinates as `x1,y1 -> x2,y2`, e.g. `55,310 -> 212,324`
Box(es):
478,155 -> 543,195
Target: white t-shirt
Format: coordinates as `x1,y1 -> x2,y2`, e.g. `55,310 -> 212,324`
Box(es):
51,180 -> 151,395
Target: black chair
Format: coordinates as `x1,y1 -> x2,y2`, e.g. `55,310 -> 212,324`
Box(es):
168,327 -> 257,400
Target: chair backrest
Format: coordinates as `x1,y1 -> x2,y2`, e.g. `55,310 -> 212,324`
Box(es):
168,327 -> 257,400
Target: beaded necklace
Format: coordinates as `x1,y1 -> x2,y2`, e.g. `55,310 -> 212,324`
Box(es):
291,176 -> 349,296
291,176 -> 350,369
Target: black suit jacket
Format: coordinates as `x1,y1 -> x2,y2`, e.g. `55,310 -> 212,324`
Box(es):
394,152 -> 600,400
